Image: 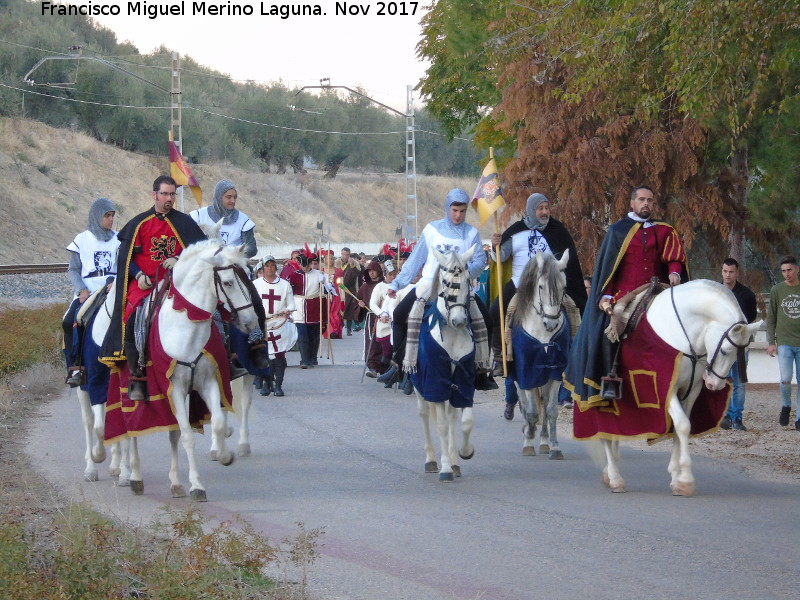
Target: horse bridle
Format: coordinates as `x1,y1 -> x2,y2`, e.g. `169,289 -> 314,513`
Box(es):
670,285 -> 749,401
438,263 -> 469,315
212,262 -> 254,323
532,286 -> 566,321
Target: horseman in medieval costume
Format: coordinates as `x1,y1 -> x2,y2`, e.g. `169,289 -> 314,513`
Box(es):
563,185 -> 689,408
100,176 -> 207,400
385,188 -> 495,390
63,197 -> 120,387
189,179 -> 270,379
488,192 -> 587,419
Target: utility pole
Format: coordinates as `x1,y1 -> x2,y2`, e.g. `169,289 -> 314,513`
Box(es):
404,85 -> 418,242
171,52 -> 183,211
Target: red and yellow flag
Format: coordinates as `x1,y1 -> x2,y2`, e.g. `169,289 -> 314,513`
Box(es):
168,132 -> 202,207
471,149 -> 505,226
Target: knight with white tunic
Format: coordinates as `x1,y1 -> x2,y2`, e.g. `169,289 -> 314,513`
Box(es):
189,179 -> 257,257
63,197 -> 120,386
386,188 -> 497,390
252,255 -> 296,396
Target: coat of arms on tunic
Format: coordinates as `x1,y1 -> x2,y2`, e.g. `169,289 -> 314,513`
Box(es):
93,251 -> 113,274
150,235 -> 177,262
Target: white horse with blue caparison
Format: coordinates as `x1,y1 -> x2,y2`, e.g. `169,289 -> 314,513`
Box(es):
117,240 -> 259,502
74,283 -> 130,484
589,280 -> 762,496
509,250 -> 571,459
411,246 -> 478,482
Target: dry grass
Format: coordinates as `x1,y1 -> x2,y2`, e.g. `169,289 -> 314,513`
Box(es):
0,116 -> 483,264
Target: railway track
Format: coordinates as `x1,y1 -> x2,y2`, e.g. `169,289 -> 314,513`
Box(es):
0,263 -> 69,275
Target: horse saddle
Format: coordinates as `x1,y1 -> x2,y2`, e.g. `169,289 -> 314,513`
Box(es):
76,285 -> 110,327
604,278 -> 668,343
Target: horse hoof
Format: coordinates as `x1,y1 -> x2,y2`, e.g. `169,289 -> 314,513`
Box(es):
424,461 -> 439,473
84,471 -> 99,482
171,484 -> 186,498
219,452 -> 235,467
522,446 -> 536,457
118,477 -> 130,487
238,443 -> 251,457
602,472 -> 611,487
130,480 -> 144,495
209,450 -> 218,461
611,486 -> 627,493
539,444 -> 551,454
190,488 -> 208,502
549,450 -> 563,460
671,482 -> 695,497
459,448 -> 474,460
452,465 -> 461,477
439,472 -> 455,482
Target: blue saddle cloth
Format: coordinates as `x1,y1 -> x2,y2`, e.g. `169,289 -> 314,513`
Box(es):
511,316 -> 570,390
410,305 -> 476,408
81,316 -> 110,406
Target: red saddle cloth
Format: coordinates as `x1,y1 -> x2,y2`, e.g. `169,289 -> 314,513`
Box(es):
104,304 -> 233,444
573,312 -> 730,441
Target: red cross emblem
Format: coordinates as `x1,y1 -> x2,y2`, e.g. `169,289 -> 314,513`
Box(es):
261,289 -> 282,314
267,330 -> 282,352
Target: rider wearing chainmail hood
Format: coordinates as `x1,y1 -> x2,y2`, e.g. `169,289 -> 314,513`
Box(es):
381,188 -> 496,390
190,179 -> 257,258
63,197 -> 120,386
488,192 -> 587,419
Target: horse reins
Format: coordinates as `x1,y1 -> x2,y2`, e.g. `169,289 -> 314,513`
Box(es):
438,264 -> 469,315
212,262 -> 254,323
670,285 -> 748,401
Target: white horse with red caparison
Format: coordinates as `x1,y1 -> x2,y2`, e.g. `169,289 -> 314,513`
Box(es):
125,240 -> 259,502
74,283 -> 130,484
595,280 -> 761,496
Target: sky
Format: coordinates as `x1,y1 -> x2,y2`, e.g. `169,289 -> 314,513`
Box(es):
89,1 -> 431,111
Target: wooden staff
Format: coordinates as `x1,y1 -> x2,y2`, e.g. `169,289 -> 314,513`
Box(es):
494,212 -> 508,378
326,243 -> 335,364
318,280 -> 324,359
337,284 -> 375,314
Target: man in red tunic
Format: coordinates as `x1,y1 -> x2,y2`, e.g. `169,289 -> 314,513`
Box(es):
564,185 -> 689,406
101,175 -> 206,400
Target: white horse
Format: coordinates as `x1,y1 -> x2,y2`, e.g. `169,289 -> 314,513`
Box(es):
412,246 -> 478,482
124,240 -> 259,502
510,250 -> 571,460
594,280 -> 761,496
74,284 -> 130,484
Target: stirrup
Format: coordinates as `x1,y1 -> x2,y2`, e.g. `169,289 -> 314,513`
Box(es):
65,367 -> 85,388
600,373 -> 623,401
128,377 -> 148,401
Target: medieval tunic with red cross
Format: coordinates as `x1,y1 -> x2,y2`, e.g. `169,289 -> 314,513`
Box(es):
602,221 -> 687,302
253,275 -> 297,356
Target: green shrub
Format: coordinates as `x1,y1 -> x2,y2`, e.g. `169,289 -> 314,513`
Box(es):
0,305 -> 65,376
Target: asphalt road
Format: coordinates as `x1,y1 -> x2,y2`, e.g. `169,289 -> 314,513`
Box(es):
29,334 -> 800,600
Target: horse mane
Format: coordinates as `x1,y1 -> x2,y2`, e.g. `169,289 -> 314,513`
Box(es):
513,252 -> 565,326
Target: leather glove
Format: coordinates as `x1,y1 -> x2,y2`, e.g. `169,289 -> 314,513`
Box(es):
162,257 -> 178,270
136,271 -> 152,290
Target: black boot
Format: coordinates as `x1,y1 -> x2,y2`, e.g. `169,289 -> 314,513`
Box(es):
230,359 -> 248,380
65,367 -> 84,387
272,359 -> 286,397
248,341 -> 271,370
377,364 -> 398,383
260,373 -> 273,396
401,372 -> 414,395
125,342 -> 148,401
